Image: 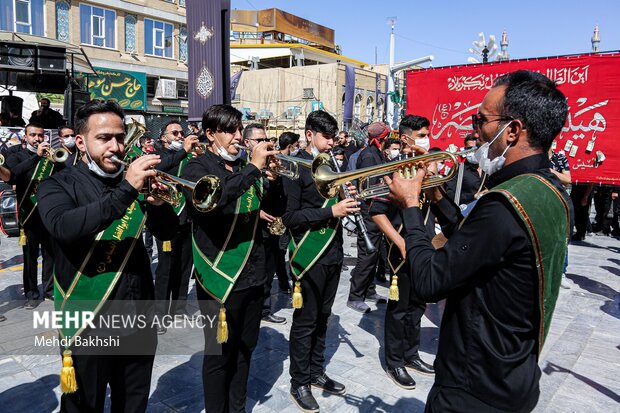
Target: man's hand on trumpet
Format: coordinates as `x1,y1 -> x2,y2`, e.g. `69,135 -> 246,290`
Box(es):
36,141 -> 50,157
184,134 -> 200,156
125,154 -> 160,194
250,141 -> 279,180
384,161 -> 427,209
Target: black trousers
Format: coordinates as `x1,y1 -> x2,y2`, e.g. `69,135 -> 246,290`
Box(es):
425,384 -> 539,413
348,206 -> 382,301
143,228 -> 154,258
22,218 -> 54,300
60,331 -> 156,413
198,285 -> 262,413
570,184 -> 593,239
593,187 -> 613,234
154,224 -> 192,316
262,233 -> 291,316
384,271 -> 426,369
289,262 -> 341,388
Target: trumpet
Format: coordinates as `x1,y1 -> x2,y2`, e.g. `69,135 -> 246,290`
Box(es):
233,144 -> 312,180
109,155 -> 222,212
192,143 -> 208,156
41,147 -> 69,163
312,150 -> 460,199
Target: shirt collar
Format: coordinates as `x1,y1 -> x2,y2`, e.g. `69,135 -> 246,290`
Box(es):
487,153 -> 550,189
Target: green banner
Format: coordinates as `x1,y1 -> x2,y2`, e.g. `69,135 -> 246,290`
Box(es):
84,67 -> 147,111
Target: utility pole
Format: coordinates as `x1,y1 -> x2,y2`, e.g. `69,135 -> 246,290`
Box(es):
386,17 -> 433,130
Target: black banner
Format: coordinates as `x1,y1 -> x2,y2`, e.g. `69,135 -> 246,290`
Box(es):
186,0 -> 231,121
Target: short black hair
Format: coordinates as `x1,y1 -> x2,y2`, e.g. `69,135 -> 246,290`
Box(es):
188,121 -> 199,128
338,130 -> 348,137
332,147 -> 345,156
279,131 -> 300,148
160,120 -> 182,138
383,137 -> 402,149
25,123 -> 44,133
305,110 -> 338,138
58,125 -> 74,135
464,133 -> 476,145
243,123 -> 265,141
74,99 -> 124,135
493,70 -> 568,152
399,115 -> 430,135
40,98 -> 50,104
139,135 -> 153,144
202,104 -> 243,134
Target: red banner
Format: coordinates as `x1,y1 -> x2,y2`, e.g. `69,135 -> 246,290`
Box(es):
406,54 -> 620,185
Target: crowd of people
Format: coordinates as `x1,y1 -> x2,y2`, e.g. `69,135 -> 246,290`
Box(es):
0,70 -> 613,413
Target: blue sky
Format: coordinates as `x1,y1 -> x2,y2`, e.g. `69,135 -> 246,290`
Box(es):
231,0 -> 620,67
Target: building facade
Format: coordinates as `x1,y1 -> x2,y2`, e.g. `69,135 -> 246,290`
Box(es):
1,0 -> 190,133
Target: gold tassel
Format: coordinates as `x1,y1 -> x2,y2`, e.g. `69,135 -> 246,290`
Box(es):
216,306 -> 228,344
388,275 -> 399,301
292,281 -> 303,309
60,350 -> 78,394
162,240 -> 172,252
19,228 -> 26,246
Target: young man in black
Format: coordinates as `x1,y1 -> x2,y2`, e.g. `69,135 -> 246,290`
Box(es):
152,120 -> 199,333
283,110 -> 359,412
37,99 -> 178,412
182,104 -> 283,413
4,123 -> 55,307
346,122 -> 391,313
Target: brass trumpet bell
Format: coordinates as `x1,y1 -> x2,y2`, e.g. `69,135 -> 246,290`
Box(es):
311,151 -> 460,199
42,147 -> 69,163
0,153 -> 4,166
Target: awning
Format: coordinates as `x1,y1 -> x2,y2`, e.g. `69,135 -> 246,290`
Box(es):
0,32 -> 97,75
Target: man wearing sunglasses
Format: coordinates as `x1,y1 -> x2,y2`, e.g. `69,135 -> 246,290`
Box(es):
152,120 -> 199,333
387,70 -> 572,412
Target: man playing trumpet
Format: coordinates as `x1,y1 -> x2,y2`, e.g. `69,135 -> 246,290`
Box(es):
3,123 -> 56,308
386,70 -> 571,412
37,99 -> 179,412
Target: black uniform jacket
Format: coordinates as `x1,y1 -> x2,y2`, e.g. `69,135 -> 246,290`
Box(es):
37,161 -> 179,300
402,153 -> 572,410
282,150 -> 343,267
182,150 -> 284,291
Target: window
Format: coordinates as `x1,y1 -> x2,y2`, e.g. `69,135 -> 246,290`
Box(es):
0,0 -> 44,35
366,96 -> 374,122
177,80 -> 188,99
354,94 -> 362,120
80,4 -> 116,48
146,76 -> 157,97
144,18 -> 173,58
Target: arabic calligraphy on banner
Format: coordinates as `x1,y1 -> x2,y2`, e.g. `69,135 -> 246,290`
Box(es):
406,54 -> 620,185
85,67 -> 147,111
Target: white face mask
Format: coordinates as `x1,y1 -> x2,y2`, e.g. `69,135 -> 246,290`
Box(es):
476,122 -> 512,176
26,142 -> 38,154
215,141 -> 240,162
310,145 -> 320,158
335,159 -> 344,169
84,144 -> 124,178
289,148 -> 299,157
415,137 -> 430,151
169,140 -> 183,151
465,150 -> 478,164
63,136 -> 76,149
389,149 -> 400,160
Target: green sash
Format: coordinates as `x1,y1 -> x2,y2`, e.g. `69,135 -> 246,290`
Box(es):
124,144 -> 143,162
288,197 -> 339,279
486,173 -> 570,356
53,200 -> 147,345
18,158 -> 54,226
172,153 -> 193,215
192,178 -> 263,303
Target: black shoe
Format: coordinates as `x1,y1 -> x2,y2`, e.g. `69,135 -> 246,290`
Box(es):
157,326 -> 167,335
45,294 -> 54,301
405,357 -> 435,375
365,293 -> 387,304
262,314 -> 287,324
24,299 -> 38,310
279,285 -> 292,294
0,314 -> 6,322
311,373 -> 346,395
387,367 -> 416,389
290,385 -> 320,412
346,300 -> 370,313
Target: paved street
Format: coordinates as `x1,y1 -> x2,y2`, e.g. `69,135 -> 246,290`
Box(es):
0,231 -> 618,412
